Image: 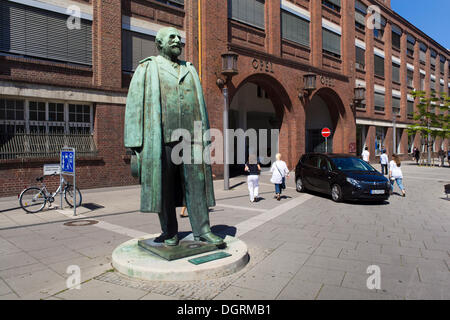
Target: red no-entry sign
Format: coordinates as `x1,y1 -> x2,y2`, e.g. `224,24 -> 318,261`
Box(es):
321,128 -> 331,138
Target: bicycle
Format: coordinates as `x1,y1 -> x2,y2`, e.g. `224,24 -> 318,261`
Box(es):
19,174 -> 82,214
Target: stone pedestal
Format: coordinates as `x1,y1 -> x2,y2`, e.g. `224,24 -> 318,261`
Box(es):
112,234 -> 249,281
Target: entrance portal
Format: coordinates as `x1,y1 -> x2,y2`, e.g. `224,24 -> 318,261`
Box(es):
305,95 -> 334,153
229,82 -> 282,174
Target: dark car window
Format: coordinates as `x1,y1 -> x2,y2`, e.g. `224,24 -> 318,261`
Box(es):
305,155 -> 319,168
331,157 -> 376,172
318,157 -> 332,171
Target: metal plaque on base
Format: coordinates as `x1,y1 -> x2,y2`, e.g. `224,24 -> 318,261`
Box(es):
138,238 -> 222,261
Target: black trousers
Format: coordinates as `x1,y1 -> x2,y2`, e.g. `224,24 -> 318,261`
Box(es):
381,164 -> 388,175
158,144 -> 211,238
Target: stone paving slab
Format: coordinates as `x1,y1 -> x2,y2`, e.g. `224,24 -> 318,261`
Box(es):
0,162 -> 449,299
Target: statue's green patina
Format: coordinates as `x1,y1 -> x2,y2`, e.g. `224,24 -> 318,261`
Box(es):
124,27 -> 223,247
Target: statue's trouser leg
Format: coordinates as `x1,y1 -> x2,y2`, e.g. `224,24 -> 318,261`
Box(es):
183,163 -> 211,238
158,145 -> 179,237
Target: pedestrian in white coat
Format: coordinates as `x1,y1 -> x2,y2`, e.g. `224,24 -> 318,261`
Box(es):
270,153 -> 289,201
380,149 -> 389,175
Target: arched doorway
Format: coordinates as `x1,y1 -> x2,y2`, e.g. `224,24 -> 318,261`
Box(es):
305,88 -> 345,153
229,75 -> 291,175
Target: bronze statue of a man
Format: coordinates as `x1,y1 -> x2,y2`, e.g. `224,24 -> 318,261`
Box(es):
124,27 -> 223,247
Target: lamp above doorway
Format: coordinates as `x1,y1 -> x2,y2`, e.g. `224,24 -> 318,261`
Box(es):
221,51 -> 239,77
351,86 -> 366,114
299,73 -> 317,100
217,51 -> 239,87
354,86 -> 366,103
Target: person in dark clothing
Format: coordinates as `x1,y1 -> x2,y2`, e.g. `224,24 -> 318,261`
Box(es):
414,148 -> 420,165
245,154 -> 261,203
438,149 -> 445,167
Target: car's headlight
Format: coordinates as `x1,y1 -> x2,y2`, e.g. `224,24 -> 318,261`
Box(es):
346,177 -> 361,187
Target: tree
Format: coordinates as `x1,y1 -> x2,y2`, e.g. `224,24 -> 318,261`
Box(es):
407,90 -> 450,165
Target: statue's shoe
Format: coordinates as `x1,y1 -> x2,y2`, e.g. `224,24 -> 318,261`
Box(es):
164,234 -> 179,246
195,232 -> 224,245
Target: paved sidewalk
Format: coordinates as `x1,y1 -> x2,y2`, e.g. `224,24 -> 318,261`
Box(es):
0,162 -> 449,300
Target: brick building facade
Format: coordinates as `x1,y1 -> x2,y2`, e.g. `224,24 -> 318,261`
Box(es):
0,0 -> 449,197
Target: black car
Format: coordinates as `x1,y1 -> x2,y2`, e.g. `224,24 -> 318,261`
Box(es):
295,153 -> 390,202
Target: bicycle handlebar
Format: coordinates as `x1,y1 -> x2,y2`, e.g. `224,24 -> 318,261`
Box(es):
36,173 -> 58,182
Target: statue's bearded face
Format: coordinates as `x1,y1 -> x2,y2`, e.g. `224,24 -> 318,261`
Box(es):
158,28 -> 182,59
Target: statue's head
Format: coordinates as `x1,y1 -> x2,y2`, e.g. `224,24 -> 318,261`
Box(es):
156,27 -> 182,60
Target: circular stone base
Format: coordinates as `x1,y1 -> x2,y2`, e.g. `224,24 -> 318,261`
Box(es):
112,235 -> 249,281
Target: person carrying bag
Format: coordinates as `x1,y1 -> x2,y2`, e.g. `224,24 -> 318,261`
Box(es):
270,153 -> 289,201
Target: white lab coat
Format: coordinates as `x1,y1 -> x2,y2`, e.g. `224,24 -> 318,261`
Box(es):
380,153 -> 389,165
270,160 -> 289,184
389,160 -> 403,179
362,150 -> 370,162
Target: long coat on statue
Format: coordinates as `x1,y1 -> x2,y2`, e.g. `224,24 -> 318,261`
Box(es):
124,56 -> 216,213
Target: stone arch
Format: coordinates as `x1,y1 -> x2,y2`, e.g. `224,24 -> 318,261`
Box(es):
227,73 -> 293,172
305,87 -> 346,153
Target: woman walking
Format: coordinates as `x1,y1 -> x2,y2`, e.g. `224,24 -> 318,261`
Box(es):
245,154 -> 261,203
414,148 -> 420,165
380,149 -> 389,175
270,153 -> 289,201
389,154 -> 406,197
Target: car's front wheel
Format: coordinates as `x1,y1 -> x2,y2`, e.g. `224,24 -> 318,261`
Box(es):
331,184 -> 343,202
296,177 -> 306,193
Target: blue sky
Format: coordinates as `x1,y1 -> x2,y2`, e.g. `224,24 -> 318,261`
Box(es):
391,0 -> 450,49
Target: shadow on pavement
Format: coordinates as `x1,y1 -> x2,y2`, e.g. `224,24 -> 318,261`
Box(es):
303,190 -> 390,206
211,225 -> 237,238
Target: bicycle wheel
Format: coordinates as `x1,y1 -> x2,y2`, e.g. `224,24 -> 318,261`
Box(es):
64,185 -> 82,208
19,187 -> 47,213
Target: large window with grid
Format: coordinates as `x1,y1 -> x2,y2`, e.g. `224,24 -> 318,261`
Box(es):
228,0 -> 265,29
322,0 -> 341,12
374,92 -> 385,112
374,54 -> 385,77
391,24 -> 402,50
392,62 -> 400,83
0,97 -> 96,159
355,46 -> 365,70
430,50 -> 437,69
122,30 -> 158,72
419,43 -> 427,64
407,69 -> 414,88
406,35 -> 415,57
420,73 -> 425,91
355,0 -> 367,31
0,1 -> 92,65
322,28 -> 341,58
392,96 -> 401,116
281,10 -> 310,47
122,29 -> 185,72
407,100 -> 414,118
430,78 -> 436,91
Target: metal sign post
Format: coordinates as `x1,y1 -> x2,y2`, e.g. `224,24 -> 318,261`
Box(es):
321,128 -> 331,154
60,148 -> 76,216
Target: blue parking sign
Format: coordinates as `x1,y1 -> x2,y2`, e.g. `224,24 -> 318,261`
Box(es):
61,150 -> 75,174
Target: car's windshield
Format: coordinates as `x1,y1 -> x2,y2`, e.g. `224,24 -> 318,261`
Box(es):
331,157 -> 376,172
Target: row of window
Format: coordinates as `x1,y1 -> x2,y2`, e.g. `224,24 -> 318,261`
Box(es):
354,0 -> 447,74
0,98 -> 93,135
356,47 -> 448,93
0,1 -> 447,76
362,90 -> 447,118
